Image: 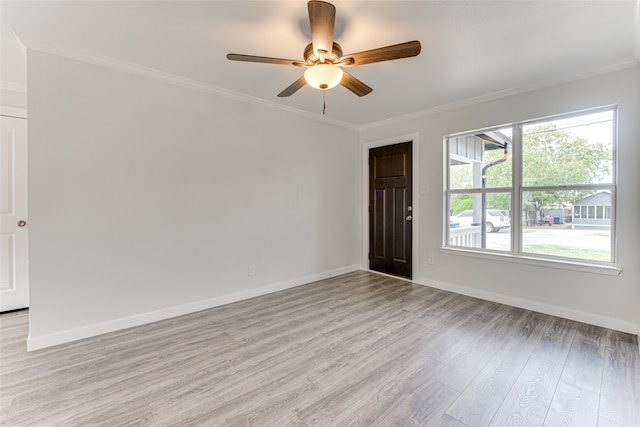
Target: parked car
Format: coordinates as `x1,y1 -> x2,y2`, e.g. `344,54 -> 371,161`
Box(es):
450,209 -> 510,232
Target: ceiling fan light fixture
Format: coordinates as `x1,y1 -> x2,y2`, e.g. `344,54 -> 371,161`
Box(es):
227,1 -> 420,98
304,64 -> 343,90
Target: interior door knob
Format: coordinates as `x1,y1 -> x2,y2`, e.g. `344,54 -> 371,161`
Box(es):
406,215 -> 413,221
17,220 -> 27,227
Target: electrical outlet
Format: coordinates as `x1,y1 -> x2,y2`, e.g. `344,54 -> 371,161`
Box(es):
428,255 -> 434,265
248,265 -> 256,276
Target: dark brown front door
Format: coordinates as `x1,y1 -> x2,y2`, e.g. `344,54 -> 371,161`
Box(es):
369,142 -> 412,279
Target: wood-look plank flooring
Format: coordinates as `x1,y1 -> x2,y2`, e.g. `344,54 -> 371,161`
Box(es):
1,271 -> 639,426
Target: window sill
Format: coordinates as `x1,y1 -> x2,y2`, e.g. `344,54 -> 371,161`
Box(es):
440,247 -> 622,276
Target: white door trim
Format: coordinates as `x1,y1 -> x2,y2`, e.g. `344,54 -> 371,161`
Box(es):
1,109 -> 29,312
0,106 -> 27,119
361,133 -> 420,279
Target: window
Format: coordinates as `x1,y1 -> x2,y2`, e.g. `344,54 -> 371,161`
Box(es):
446,107 -> 616,265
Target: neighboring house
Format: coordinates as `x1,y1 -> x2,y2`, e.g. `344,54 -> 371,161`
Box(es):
573,191 -> 611,229
546,208 -> 572,225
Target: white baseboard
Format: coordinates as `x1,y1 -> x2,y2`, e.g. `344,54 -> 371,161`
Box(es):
412,275 -> 639,335
26,264 -> 360,351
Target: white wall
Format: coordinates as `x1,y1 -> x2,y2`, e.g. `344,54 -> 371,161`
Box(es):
24,48 -> 640,349
361,66 -> 640,333
26,51 -> 360,348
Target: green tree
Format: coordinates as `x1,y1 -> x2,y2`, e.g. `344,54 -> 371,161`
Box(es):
523,124 -> 611,187
450,194 -> 472,215
520,124 -> 611,223
479,124 -> 611,224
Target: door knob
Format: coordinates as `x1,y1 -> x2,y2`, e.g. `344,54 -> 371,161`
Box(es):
406,215 -> 413,221
17,220 -> 27,227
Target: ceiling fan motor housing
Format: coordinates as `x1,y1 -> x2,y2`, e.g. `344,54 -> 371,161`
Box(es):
304,42 -> 343,65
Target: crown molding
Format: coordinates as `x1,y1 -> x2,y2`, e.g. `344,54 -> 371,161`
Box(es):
0,80 -> 27,93
16,34 -> 358,131
360,57 -> 640,132
12,33 -> 639,134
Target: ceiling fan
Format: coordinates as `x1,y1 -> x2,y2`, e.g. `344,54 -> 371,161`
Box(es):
226,0 -> 421,98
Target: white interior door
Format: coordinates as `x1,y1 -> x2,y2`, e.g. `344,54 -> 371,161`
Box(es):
1,114 -> 29,312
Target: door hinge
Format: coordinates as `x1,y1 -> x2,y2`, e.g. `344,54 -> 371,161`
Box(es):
368,253 -> 370,259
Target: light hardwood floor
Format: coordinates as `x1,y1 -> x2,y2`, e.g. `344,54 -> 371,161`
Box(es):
1,271 -> 639,426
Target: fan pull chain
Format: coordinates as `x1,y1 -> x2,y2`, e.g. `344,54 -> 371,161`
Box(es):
323,90 -> 326,115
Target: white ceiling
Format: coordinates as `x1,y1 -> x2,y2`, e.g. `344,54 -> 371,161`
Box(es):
2,1 -> 639,126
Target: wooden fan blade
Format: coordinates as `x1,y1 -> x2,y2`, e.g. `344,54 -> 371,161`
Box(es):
227,53 -> 303,67
308,1 -> 335,56
341,41 -> 421,67
277,76 -> 307,97
340,71 -> 372,97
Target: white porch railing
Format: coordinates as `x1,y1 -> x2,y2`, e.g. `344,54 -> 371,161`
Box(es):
449,225 -> 481,247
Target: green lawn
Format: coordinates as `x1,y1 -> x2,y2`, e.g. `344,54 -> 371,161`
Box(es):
523,244 -> 610,262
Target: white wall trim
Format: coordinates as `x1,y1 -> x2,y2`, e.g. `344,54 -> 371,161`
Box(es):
412,274 -> 639,335
13,35 -> 638,133
441,247 -> 622,277
360,58 -> 639,131
0,106 -> 27,119
0,80 -> 27,94
26,264 -> 360,351
361,133 -> 420,279
16,34 -> 357,132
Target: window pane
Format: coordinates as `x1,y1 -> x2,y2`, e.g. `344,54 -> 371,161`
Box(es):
522,111 -> 613,186
446,108 -> 616,266
523,190 -> 611,262
449,128 -> 512,189
449,193 -> 511,251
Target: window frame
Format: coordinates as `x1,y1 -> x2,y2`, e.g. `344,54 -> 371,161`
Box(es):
444,106 -> 618,272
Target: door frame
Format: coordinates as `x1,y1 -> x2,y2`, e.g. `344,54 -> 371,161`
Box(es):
1,106 -> 27,120
362,133 -> 419,279
1,106 -> 29,312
